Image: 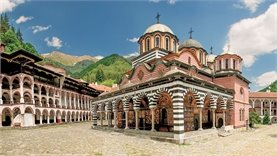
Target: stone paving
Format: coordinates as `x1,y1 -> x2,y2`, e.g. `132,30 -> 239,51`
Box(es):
0,122 -> 276,156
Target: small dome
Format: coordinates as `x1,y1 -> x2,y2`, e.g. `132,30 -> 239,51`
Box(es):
207,54 -> 216,62
179,39 -> 203,49
144,23 -> 174,35
221,50 -> 235,55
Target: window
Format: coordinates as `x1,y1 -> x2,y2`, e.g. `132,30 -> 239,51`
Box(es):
188,57 -> 191,65
173,39 -> 176,52
242,109 -> 245,121
225,59 -> 229,69
233,60 -> 236,69
239,109 -> 241,121
165,37 -> 170,50
145,38 -> 150,51
199,52 -> 203,63
219,60 -> 222,70
155,36 -> 160,48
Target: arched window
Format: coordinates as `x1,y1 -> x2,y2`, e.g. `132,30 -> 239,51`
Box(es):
199,52 -> 203,63
188,57 -> 191,65
140,42 -> 144,53
145,38 -> 150,51
233,59 -> 236,69
219,60 -> 222,70
155,36 -> 160,48
225,59 -> 229,69
165,37 -> 170,51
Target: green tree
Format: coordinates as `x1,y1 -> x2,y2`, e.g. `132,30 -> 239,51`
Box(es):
1,29 -> 22,53
23,42 -> 38,55
263,111 -> 270,125
95,69 -> 104,83
249,111 -> 261,128
0,14 -> 10,33
16,28 -> 23,42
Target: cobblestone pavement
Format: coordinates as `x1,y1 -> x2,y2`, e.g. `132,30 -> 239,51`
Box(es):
0,122 -> 276,156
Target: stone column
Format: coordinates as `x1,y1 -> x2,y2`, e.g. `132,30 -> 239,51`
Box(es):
135,110 -> 139,130
100,111 -> 103,126
9,85 -> 13,104
65,115 -> 67,123
19,81 -> 24,103
47,115 -> 50,124
39,115 -> 42,124
108,112 -> 112,127
31,84 -> 35,104
92,112 -> 97,128
113,111 -> 118,128
73,94 -> 76,109
198,108 -> 203,131
151,108 -> 155,131
70,114 -> 72,122
54,115 -> 56,123
69,93 -> 72,109
222,110 -> 226,128
39,86 -> 42,106
212,109 -> 216,129
125,111 -> 129,129
64,92 -> 67,109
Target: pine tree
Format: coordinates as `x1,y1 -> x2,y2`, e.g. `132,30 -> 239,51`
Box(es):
95,69 -> 104,83
263,111 -> 270,125
0,14 -> 10,33
16,28 -> 23,42
249,111 -> 261,127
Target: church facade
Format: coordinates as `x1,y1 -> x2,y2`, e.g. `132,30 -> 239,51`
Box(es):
0,45 -> 101,127
91,19 -> 250,143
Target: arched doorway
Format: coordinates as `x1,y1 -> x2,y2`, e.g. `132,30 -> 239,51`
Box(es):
35,109 -> 41,124
42,109 -> 48,124
156,92 -> 173,132
138,96 -> 151,130
116,100 -> 125,128
49,110 -> 55,123
203,95 -> 212,129
183,90 -> 198,131
2,108 -> 12,126
127,98 -> 135,128
218,118 -> 223,128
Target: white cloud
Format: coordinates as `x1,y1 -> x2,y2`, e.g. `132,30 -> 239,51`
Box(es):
16,15 -> 33,24
124,52 -> 139,58
224,3 -> 277,67
95,56 -> 104,60
44,37 -> 63,49
31,25 -> 51,34
127,37 -> 139,43
168,0 -> 177,5
254,71 -> 277,87
240,0 -> 264,13
0,0 -> 26,14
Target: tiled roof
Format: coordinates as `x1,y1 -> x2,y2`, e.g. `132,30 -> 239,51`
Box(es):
89,83 -> 112,92
249,92 -> 277,98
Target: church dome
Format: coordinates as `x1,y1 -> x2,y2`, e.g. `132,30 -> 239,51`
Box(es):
144,23 -> 174,35
179,39 -> 203,49
207,54 -> 216,62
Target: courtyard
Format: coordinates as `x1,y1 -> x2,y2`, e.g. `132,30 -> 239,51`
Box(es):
0,122 -> 276,156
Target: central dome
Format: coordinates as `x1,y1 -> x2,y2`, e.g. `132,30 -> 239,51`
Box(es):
144,23 -> 174,35
179,39 -> 203,49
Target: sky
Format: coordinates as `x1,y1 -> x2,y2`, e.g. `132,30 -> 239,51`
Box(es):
0,0 -> 276,91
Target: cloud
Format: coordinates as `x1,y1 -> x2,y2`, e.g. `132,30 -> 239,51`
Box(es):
31,25 -> 51,34
224,3 -> 277,67
240,0 -> 264,13
44,37 -> 63,49
94,56 -> 104,60
127,37 -> 139,43
0,0 -> 26,14
254,71 -> 277,87
149,0 -> 177,5
16,15 -> 33,24
123,52 -> 139,58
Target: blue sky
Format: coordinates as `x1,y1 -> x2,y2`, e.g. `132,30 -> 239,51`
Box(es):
1,0 -> 276,91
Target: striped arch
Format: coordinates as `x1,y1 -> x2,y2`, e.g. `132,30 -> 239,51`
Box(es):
100,102 -> 106,112
226,98 -> 234,109
106,101 -> 113,112
204,93 -> 216,109
183,88 -> 202,107
112,98 -> 122,112
134,92 -> 147,109
216,96 -> 226,110
92,103 -> 99,114
150,87 -> 173,108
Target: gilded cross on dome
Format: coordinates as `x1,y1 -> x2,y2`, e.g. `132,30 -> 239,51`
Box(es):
210,46 -> 213,54
156,13 -> 160,24
189,27 -> 194,39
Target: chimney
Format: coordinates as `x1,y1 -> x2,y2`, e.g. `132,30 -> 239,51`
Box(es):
0,42 -> 5,53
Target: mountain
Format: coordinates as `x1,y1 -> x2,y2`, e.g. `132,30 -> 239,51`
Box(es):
42,51 -> 99,66
78,54 -> 132,87
259,80 -> 277,92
